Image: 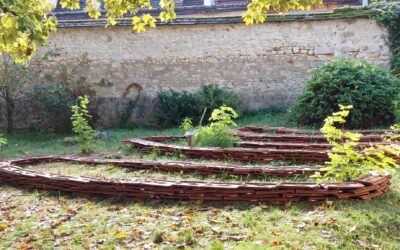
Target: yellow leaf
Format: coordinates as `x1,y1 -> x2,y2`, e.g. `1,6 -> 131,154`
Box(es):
0,223 -> 8,231
116,232 -> 127,239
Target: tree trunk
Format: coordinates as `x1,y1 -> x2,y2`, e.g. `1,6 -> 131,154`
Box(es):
5,89 -> 14,133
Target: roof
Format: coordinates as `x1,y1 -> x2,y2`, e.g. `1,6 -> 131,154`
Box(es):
52,0 -> 366,27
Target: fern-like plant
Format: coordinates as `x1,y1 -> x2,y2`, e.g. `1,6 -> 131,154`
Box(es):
180,117 -> 194,133
0,135 -> 7,149
194,106 -> 239,148
318,105 -> 400,182
71,95 -> 95,153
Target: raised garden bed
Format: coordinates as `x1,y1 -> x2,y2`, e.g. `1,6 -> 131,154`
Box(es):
123,127 -> 397,163
0,156 -> 391,204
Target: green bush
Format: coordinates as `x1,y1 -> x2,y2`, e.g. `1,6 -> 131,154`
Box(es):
154,85 -> 241,128
154,89 -> 201,128
291,59 -> 400,129
29,82 -> 74,132
198,85 -> 242,122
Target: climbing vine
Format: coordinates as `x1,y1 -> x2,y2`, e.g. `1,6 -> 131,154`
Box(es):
372,1 -> 400,76
120,83 -> 143,128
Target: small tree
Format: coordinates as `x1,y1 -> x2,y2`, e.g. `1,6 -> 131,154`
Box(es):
317,105 -> 400,182
194,106 -> 239,148
0,54 -> 34,133
71,95 -> 95,153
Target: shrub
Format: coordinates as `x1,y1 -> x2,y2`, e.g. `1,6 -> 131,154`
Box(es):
194,106 -> 239,148
154,89 -> 201,128
71,96 -> 95,153
154,85 -> 241,128
316,105 -> 399,182
198,85 -> 242,122
29,82 -> 74,132
291,59 -> 400,129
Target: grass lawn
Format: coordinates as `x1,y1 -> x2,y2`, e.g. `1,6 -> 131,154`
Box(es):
0,109 -> 399,249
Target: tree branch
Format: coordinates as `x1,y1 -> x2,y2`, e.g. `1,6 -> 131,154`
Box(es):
0,2 -> 18,16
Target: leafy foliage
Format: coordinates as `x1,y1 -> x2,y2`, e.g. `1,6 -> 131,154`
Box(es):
291,59 -> 400,129
29,82 -> 74,132
198,85 -> 242,122
0,134 -> 7,149
194,106 -> 239,148
180,117 -> 193,133
0,0 -> 57,63
60,0 -> 165,32
0,0 -> 174,62
393,49 -> 400,77
372,1 -> 400,76
155,89 -> 201,128
155,85 -> 241,128
243,0 -> 322,25
71,95 -> 95,153
317,105 -> 400,182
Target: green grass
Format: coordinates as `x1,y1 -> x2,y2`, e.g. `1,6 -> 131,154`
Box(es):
1,109 -> 399,249
0,108 -> 292,159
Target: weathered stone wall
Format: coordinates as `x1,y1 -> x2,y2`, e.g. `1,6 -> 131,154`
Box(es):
25,17 -> 390,127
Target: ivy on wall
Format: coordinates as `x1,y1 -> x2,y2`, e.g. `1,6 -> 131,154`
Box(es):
372,1 -> 400,76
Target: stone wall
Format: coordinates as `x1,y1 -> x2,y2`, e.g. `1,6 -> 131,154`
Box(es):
21,16 -> 391,127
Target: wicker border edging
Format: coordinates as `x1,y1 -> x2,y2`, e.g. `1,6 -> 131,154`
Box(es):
237,126 -> 390,135
124,125 -> 395,163
10,156 -> 320,176
238,141 -> 389,150
235,130 -> 386,143
0,156 -> 391,204
124,138 -> 331,163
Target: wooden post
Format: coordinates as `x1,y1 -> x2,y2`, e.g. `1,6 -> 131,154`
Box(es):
184,131 -> 196,147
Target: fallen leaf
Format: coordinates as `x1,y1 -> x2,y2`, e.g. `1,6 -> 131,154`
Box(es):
116,232 -> 127,240
19,243 -> 29,249
0,223 -> 8,231
272,240 -> 282,246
